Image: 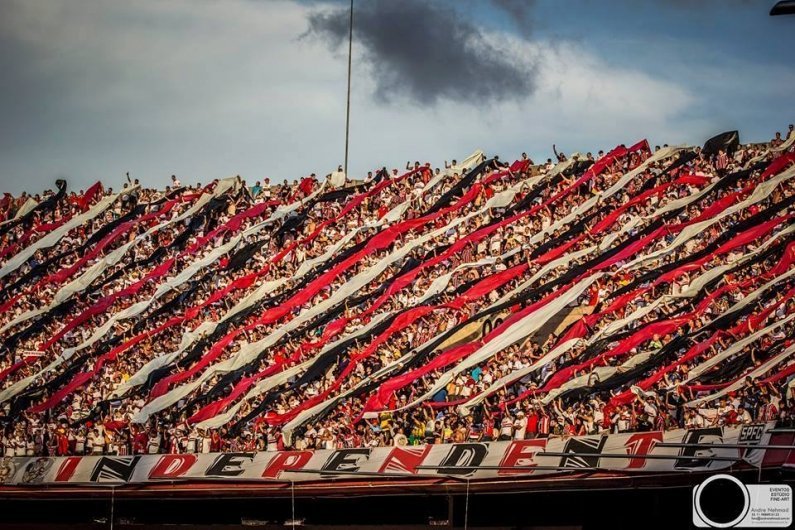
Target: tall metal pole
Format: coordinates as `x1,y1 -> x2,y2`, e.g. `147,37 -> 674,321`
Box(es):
343,0 -> 353,178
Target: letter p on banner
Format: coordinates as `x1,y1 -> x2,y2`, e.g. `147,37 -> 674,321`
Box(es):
262,451 -> 312,479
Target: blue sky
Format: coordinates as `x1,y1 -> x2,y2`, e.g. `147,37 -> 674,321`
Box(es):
0,0 -> 792,194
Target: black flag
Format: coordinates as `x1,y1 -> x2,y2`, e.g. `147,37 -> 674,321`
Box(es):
702,130 -> 739,156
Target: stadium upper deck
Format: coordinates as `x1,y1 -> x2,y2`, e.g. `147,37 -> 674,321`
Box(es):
1,127 -> 794,462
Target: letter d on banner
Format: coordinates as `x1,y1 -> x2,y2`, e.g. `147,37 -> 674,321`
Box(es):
437,443 -> 488,476
149,454 -> 197,479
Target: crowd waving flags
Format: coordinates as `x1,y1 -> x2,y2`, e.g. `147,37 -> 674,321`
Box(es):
0,127 -> 794,480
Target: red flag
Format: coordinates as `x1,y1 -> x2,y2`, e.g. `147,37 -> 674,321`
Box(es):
79,181 -> 103,210
299,177 -> 315,196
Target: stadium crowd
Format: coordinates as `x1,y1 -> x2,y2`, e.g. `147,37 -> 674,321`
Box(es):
1,125 -> 794,457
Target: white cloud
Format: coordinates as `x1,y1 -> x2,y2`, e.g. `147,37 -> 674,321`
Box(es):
0,0 -> 701,194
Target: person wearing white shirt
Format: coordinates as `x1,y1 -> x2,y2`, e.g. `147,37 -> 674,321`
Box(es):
90,429 -> 104,455
2,437 -> 13,457
738,406 -> 753,424
513,411 -> 528,440
393,429 -> 408,446
499,414 -> 513,441
685,409 -> 706,429
329,166 -> 347,188
75,431 -> 86,455
147,433 -> 161,454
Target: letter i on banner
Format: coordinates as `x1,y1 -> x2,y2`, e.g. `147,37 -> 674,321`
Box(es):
54,457 -> 82,482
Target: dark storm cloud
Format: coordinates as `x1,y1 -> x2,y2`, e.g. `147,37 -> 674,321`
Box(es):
665,0 -> 754,4
489,0 -> 535,34
306,0 -> 537,105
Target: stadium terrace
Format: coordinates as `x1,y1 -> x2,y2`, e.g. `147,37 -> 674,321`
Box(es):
1,126 -> 795,484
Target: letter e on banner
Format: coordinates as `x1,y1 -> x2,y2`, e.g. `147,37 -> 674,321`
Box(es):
498,439 -> 547,475
205,453 -> 254,477
674,428 -> 723,470
262,451 -> 312,479
321,449 -> 370,477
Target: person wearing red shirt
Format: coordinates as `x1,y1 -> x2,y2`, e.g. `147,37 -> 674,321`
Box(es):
526,408 -> 540,439
56,429 -> 69,456
210,430 -> 222,452
133,429 -> 148,454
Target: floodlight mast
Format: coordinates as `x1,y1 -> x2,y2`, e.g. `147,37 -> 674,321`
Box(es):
344,0 -> 354,179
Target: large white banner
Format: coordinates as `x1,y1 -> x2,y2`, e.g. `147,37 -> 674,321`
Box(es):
0,423 -> 774,485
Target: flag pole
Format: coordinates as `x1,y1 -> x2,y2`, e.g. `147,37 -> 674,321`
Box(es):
343,0 -> 354,178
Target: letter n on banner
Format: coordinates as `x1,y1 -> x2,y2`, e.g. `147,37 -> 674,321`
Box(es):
262,451 -> 313,479
623,432 -> 663,469
560,436 -> 606,469
90,456 -> 141,483
149,454 -> 197,479
437,443 -> 488,476
378,446 -> 431,474
498,439 -> 547,475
